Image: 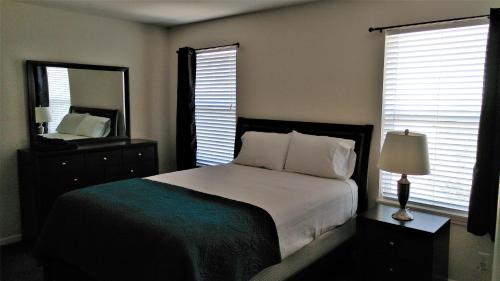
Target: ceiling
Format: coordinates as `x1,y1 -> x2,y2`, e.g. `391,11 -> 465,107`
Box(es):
20,0 -> 318,27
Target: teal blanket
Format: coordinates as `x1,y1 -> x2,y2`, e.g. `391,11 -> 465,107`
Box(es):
34,178 -> 281,281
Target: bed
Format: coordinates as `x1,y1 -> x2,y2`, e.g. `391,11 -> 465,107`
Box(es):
34,117 -> 373,281
41,106 -> 120,141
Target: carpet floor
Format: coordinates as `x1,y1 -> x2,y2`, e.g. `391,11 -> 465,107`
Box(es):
1,242 -> 43,281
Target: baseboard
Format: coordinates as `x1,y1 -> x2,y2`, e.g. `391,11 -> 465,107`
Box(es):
0,234 -> 22,246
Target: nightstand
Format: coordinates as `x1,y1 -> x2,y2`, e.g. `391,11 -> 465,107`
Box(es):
357,205 -> 450,281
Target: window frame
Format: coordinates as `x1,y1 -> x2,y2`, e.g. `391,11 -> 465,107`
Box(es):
194,46 -> 238,166
377,19 -> 489,220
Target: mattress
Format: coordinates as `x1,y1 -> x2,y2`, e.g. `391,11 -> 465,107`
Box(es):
147,163 -> 358,259
41,132 -> 90,140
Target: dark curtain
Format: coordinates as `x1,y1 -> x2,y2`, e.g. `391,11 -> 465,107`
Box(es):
34,66 -> 49,107
468,8 -> 500,240
176,47 -> 197,170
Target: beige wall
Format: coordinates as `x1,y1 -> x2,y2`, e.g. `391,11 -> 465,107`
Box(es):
493,193 -> 499,281
167,1 -> 497,280
0,0 -> 170,244
68,68 -> 126,135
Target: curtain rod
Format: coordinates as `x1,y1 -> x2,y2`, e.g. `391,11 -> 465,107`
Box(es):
176,43 -> 239,54
368,14 -> 489,33
196,42 -> 239,51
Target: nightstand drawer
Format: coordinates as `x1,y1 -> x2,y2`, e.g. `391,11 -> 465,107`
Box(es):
364,253 -> 430,281
358,219 -> 432,258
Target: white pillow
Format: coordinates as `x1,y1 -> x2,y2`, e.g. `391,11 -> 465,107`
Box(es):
75,115 -> 111,138
233,131 -> 291,171
56,113 -> 88,135
284,131 -> 356,180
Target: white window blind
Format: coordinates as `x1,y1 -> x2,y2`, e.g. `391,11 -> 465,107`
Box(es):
46,67 -> 71,133
195,46 -> 237,166
380,22 -> 489,212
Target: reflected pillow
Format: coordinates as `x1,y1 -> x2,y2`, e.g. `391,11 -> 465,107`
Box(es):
75,115 -> 111,138
284,131 -> 356,180
233,131 -> 291,171
56,113 -> 88,135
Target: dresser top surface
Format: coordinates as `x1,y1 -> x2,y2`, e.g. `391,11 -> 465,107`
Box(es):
358,204 -> 450,234
18,139 -> 156,155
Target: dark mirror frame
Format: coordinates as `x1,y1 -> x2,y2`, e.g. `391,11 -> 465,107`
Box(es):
26,60 -> 130,147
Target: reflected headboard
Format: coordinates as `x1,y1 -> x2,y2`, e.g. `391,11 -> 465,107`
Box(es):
69,106 -> 119,137
234,117 -> 374,214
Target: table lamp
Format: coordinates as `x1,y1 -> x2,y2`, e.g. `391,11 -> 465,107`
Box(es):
35,106 -> 52,134
378,129 -> 430,221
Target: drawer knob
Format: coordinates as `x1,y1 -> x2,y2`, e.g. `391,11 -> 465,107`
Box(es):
130,169 -> 134,173
61,162 -> 67,166
73,178 -> 78,182
389,241 -> 395,246
138,153 -> 142,157
103,157 -> 108,161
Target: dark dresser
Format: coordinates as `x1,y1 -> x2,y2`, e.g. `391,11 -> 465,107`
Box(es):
357,205 -> 450,281
17,139 -> 159,240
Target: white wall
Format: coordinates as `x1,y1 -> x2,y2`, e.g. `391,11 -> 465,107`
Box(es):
0,0 -> 170,244
166,1 -> 497,280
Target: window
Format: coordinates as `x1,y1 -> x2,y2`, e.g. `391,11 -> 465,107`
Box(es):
195,46 -> 237,166
380,22 -> 489,213
46,67 -> 71,133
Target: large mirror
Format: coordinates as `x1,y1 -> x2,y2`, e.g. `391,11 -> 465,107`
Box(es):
26,60 -> 130,146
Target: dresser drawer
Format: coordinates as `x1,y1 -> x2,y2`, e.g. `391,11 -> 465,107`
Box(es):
41,173 -> 88,204
86,150 -> 122,166
18,139 -> 159,241
123,161 -> 156,178
43,173 -> 88,191
104,165 -> 126,182
40,154 -> 85,174
123,146 -> 155,163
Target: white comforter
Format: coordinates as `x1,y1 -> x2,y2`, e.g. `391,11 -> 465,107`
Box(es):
147,163 -> 357,259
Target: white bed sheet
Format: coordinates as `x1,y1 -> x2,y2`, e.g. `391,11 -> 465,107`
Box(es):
41,132 -> 90,140
147,163 -> 358,259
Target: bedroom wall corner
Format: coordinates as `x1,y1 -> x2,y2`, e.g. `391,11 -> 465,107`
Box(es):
0,0 -> 5,244
141,25 -> 170,173
0,0 -> 170,244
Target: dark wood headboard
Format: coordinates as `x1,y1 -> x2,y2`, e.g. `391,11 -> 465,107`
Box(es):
234,117 -> 374,214
69,106 -> 119,137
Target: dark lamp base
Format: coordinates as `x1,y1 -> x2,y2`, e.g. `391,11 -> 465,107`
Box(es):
392,173 -> 414,221
392,207 -> 414,221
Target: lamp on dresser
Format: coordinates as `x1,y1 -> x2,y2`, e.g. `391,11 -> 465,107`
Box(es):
378,129 -> 430,221
35,106 -> 52,134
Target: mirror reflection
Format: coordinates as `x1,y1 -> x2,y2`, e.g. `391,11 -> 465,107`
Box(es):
29,63 -> 128,142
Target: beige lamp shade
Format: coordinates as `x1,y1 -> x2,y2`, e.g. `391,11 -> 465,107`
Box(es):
35,107 -> 52,123
378,130 -> 430,175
